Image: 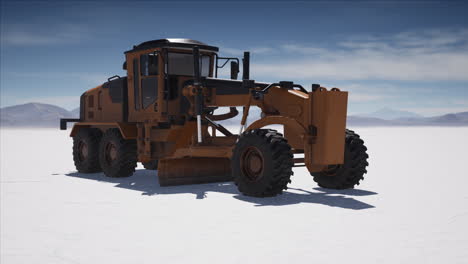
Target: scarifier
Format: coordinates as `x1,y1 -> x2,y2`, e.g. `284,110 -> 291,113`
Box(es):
61,39 -> 369,197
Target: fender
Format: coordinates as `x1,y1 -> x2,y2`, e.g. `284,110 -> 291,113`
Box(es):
246,115 -> 324,172
246,115 -> 306,149
69,122 -> 137,139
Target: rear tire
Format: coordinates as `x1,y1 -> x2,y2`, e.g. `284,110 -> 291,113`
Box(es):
99,129 -> 137,178
142,160 -> 158,170
232,129 -> 293,197
311,129 -> 369,189
73,128 -> 102,173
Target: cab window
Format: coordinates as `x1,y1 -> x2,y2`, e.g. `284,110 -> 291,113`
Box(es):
168,52 -> 210,76
140,53 -> 159,76
139,52 -> 158,109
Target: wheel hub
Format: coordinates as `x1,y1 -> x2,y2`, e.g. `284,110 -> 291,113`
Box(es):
78,141 -> 88,161
240,146 -> 264,181
105,142 -> 118,164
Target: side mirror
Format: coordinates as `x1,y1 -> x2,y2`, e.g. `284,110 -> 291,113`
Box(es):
230,61 -> 239,80
122,61 -> 127,70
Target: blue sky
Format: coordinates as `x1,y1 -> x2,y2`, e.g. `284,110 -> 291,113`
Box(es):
1,0 -> 467,116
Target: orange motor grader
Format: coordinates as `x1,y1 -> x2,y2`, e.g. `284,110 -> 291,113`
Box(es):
60,39 -> 369,197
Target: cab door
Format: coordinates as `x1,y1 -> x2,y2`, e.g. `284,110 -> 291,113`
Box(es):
127,50 -> 164,122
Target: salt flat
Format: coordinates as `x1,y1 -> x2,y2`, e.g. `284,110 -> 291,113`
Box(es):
1,127 -> 467,264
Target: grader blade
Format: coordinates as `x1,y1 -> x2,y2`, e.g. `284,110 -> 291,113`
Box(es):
158,158 -> 232,186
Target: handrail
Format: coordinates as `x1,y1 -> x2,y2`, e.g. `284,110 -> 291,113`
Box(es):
107,75 -> 121,82
256,82 -> 308,96
206,107 -> 239,121
214,54 -> 240,78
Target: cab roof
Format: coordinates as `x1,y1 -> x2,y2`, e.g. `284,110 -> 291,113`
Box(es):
125,38 -> 219,53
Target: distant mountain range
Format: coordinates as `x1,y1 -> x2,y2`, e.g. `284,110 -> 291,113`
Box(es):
348,113 -> 468,126
0,102 -> 467,127
1,103 -> 77,127
358,107 -> 423,120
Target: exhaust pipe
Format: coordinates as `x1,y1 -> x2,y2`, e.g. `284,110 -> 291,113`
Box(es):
242,51 -> 250,80
238,51 -> 252,137
193,46 -> 203,143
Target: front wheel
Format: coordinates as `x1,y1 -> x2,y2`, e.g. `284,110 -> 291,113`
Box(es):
311,129 -> 369,189
232,129 -> 293,197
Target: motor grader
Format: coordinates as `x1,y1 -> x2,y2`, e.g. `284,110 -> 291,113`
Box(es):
60,38 -> 369,197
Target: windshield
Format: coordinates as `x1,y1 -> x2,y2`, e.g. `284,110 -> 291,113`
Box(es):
167,52 -> 210,77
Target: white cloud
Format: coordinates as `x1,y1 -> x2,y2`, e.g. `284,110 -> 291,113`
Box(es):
220,47 -> 244,56
220,46 -> 274,56
401,106 -> 468,116
392,29 -> 468,48
349,94 -> 388,102
335,83 -> 398,102
5,72 -> 109,86
250,47 -> 274,54
251,29 -> 468,81
281,44 -> 328,55
1,24 -> 88,46
452,99 -> 468,105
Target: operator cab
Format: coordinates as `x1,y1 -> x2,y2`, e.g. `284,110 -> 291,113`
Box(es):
123,39 -> 219,123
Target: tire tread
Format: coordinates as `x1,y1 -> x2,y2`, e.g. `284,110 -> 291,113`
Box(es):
312,129 -> 369,189
232,129 -> 293,197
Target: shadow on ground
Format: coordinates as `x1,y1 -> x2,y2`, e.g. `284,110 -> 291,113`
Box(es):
63,169 -> 376,209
